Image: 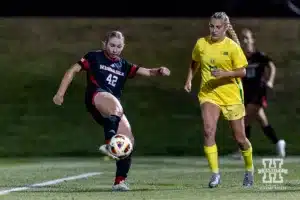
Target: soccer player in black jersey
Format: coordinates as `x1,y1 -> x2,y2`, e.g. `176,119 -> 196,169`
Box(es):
232,28 -> 286,159
53,31 -> 171,191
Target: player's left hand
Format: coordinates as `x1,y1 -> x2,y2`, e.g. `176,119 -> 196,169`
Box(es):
266,81 -> 273,89
211,69 -> 227,78
158,67 -> 171,76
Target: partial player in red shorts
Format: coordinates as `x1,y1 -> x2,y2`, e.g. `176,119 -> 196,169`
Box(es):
231,28 -> 286,159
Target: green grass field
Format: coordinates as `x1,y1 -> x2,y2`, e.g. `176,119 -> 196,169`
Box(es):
0,156 -> 300,200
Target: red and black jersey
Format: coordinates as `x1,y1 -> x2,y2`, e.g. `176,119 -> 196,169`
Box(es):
78,50 -> 139,99
242,51 -> 271,90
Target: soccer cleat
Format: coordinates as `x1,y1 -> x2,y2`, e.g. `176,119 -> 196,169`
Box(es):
99,144 -> 119,160
276,140 -> 286,158
112,180 -> 130,191
208,173 -> 221,188
243,171 -> 254,187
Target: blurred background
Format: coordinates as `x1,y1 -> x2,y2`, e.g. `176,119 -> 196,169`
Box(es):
1,0 -> 300,158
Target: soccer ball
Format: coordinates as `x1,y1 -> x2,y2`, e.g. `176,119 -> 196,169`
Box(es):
108,134 -> 133,159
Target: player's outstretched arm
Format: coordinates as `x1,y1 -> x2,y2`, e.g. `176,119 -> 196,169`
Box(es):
53,63 -> 82,106
136,66 -> 171,77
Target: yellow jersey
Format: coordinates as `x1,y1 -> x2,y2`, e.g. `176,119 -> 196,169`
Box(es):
192,36 -> 248,106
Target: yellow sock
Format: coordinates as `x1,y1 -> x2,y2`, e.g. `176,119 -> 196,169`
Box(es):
241,146 -> 253,171
204,144 -> 219,173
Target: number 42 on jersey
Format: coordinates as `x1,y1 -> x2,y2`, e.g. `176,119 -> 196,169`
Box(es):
106,74 -> 118,87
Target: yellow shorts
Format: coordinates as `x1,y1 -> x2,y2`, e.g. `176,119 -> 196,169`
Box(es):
200,100 -> 245,121
219,104 -> 245,120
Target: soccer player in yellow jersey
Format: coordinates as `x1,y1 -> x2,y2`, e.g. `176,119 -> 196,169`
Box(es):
184,12 -> 254,188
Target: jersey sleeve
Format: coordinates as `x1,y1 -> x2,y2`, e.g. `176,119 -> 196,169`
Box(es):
77,52 -> 93,71
230,43 -> 248,69
191,39 -> 202,62
125,60 -> 140,79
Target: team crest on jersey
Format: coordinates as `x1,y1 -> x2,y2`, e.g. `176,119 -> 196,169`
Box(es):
222,51 -> 229,55
210,58 -> 215,64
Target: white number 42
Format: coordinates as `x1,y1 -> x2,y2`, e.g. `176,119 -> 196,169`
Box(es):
106,74 -> 118,87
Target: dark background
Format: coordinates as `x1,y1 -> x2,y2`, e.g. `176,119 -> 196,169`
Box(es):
0,0 -> 299,157
2,0 -> 300,17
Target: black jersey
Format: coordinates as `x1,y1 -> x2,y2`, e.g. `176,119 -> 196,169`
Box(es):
78,50 -> 139,99
242,51 -> 271,90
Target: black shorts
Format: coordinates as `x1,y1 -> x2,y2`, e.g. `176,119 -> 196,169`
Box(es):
85,89 -> 106,126
244,86 -> 268,108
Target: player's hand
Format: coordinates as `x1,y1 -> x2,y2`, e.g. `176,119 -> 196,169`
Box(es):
184,81 -> 192,93
53,94 -> 64,106
266,81 -> 273,89
211,69 -> 227,78
158,66 -> 171,76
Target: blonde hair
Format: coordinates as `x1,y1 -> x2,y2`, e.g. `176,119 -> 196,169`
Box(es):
241,28 -> 253,38
211,12 -> 240,46
102,30 -> 125,49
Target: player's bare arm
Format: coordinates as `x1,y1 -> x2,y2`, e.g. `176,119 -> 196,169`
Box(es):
211,67 -> 246,79
266,61 -> 276,88
184,60 -> 199,93
53,63 -> 82,105
136,66 -> 171,77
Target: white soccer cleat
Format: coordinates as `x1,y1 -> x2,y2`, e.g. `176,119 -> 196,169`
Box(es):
276,140 -> 286,158
208,173 -> 221,188
99,144 -> 119,160
112,180 -> 130,191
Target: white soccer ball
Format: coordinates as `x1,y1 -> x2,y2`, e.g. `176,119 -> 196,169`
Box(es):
108,134 -> 133,159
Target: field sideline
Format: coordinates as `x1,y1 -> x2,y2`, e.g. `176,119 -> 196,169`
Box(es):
0,156 -> 300,200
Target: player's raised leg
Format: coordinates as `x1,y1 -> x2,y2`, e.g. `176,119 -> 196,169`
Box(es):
201,102 -> 221,188
257,108 -> 286,157
94,92 -> 124,160
228,106 -> 254,187
93,92 -> 134,191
